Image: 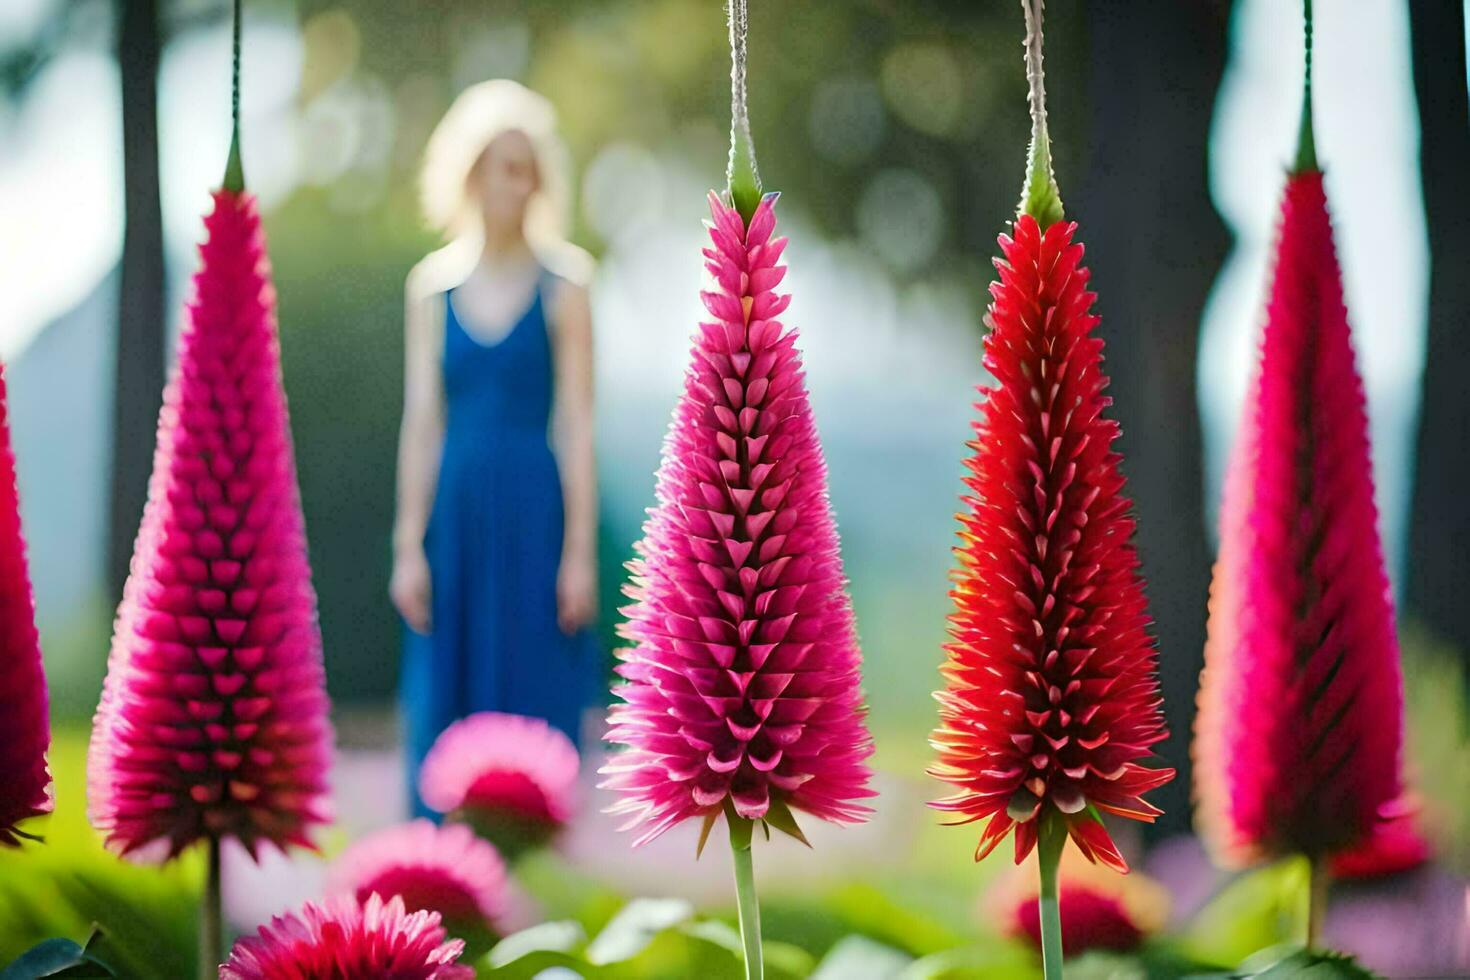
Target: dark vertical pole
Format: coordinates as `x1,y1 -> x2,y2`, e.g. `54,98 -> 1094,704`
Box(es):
112,0 -> 166,600
1072,1 -> 1232,836
1405,3 -> 1470,670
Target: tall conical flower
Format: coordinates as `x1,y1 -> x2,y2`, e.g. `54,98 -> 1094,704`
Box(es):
0,363 -> 50,846
1193,4 -> 1403,878
603,5 -> 871,978
86,186 -> 332,858
602,187 -> 874,842
930,0 -> 1172,879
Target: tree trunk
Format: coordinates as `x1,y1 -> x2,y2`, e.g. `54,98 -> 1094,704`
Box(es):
1405,3 -> 1470,670
111,0 -> 166,601
1072,1 -> 1231,837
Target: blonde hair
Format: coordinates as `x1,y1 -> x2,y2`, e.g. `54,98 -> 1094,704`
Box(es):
420,79 -> 572,248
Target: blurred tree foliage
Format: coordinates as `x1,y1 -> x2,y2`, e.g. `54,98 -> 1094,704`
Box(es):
307,0 -> 1074,265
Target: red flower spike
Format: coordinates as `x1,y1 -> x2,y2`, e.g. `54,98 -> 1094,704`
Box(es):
930,214 -> 1174,873
0,363 -> 50,845
601,192 -> 875,846
1194,171 -> 1405,867
88,190 -> 333,859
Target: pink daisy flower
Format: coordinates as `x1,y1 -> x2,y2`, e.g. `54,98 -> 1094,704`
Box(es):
326,820 -> 509,935
419,712 -> 579,836
219,892 -> 473,979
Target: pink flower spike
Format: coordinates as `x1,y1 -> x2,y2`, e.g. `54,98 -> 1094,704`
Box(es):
326,819 -> 510,936
601,192 -> 875,846
0,362 -> 50,846
87,189 -> 333,860
419,711 -> 579,831
1194,171 -> 1405,867
220,892 -> 473,980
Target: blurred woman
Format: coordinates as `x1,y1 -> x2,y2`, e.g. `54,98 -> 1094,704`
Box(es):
391,80 -> 598,817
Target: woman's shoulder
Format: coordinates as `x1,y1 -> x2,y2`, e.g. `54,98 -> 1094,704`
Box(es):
407,239 -> 479,301
536,240 -> 596,293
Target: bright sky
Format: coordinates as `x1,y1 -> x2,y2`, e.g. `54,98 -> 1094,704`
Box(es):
0,9 -> 302,360
1200,0 -> 1429,581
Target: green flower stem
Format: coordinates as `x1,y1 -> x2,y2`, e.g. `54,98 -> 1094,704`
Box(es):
1018,0 -> 1063,228
1306,853 -> 1329,950
199,835 -> 223,980
1293,0 -> 1318,173
1037,814 -> 1067,980
223,0 -> 245,192
729,814 -> 763,980
725,0 -> 761,226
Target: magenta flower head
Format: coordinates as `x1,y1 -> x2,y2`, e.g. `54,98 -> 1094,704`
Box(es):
603,7 -> 871,972
1192,17 -> 1403,875
419,712 -> 579,847
0,363 -> 50,846
1193,167 -> 1404,869
220,893 -> 473,980
601,189 -> 875,847
326,820 -> 510,937
87,188 -> 333,859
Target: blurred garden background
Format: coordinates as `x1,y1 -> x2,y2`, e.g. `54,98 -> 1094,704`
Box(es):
1,0 -> 1468,976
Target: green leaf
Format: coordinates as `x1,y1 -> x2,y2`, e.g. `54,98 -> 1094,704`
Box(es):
1245,946 -> 1384,979
1178,861 -> 1306,968
822,884 -> 966,958
0,936 -> 115,979
474,948 -> 592,979
584,898 -> 694,965
676,921 -> 813,979
695,811 -> 720,860
811,935 -> 913,980
1058,950 -> 1146,980
762,798 -> 810,848
483,921 -> 586,968
900,944 -> 1037,980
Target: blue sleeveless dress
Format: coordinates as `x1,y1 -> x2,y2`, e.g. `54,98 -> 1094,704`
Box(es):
401,270 -> 597,818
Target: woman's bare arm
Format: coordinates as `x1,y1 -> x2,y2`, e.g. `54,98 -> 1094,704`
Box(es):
390,266 -> 447,632
548,276 -> 598,633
